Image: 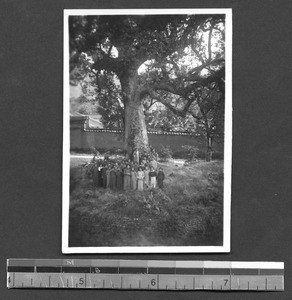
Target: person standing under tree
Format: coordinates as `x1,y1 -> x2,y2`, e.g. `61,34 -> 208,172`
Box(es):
157,167 -> 165,189
149,166 -> 157,188
143,166 -> 150,189
130,166 -> 137,190
123,164 -> 131,191
106,164 -> 111,188
92,163 -> 99,188
133,161 -> 139,172
109,165 -> 116,190
101,164 -> 107,188
116,166 -> 123,190
150,158 -> 157,171
98,163 -> 103,187
137,167 -> 145,191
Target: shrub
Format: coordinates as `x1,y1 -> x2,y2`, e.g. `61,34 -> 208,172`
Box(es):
181,145 -> 199,161
172,148 -> 206,160
158,145 -> 173,162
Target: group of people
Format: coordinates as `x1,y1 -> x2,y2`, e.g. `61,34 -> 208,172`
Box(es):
88,154 -> 165,192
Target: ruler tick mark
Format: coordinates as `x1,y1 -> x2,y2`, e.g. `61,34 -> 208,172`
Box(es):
6,259 -> 285,291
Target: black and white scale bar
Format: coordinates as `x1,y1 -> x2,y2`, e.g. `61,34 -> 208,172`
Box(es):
7,259 -> 284,291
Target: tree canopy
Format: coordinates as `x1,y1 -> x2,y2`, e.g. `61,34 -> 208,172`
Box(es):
69,14 -> 225,158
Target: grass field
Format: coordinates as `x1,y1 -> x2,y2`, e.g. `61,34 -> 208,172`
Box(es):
69,155 -> 224,247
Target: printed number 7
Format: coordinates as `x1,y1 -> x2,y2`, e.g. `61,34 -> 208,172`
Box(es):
224,279 -> 228,286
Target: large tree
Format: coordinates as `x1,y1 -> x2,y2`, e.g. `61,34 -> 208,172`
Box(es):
69,14 -> 225,156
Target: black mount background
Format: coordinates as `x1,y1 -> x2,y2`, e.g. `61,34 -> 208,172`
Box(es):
0,0 -> 292,299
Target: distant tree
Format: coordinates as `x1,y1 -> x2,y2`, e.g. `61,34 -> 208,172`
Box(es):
181,145 -> 199,162
145,85 -> 224,161
188,85 -> 224,161
69,14 -> 225,156
70,95 -> 98,115
77,95 -> 98,115
95,71 -> 124,128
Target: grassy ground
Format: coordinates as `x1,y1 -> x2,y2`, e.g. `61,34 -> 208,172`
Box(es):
69,156 -> 224,247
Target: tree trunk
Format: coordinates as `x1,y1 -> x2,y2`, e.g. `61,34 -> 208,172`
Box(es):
124,98 -> 149,156
121,72 -> 150,157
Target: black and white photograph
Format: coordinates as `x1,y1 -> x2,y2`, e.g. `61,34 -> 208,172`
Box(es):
62,9 -> 232,253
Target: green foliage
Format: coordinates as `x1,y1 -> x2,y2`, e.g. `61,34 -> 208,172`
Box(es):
189,86 -> 225,141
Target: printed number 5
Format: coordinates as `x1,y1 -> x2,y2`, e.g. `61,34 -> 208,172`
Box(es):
224,279 -> 228,286
79,278 -> 84,285
151,279 -> 156,286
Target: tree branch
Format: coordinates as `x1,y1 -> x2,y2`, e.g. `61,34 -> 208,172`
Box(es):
189,112 -> 204,124
147,88 -> 195,118
187,57 -> 224,79
207,23 -> 215,62
192,47 -> 205,64
144,98 -> 157,111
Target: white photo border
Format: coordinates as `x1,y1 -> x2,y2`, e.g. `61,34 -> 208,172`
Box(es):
62,8 -> 232,253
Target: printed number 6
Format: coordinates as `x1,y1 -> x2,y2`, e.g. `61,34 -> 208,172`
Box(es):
151,279 -> 156,286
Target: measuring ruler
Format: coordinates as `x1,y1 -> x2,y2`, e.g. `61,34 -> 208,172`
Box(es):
7,259 -> 284,291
